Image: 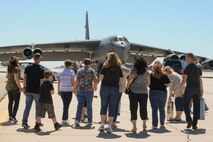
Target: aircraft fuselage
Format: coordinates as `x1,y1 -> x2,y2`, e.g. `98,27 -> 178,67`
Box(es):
94,35 -> 130,63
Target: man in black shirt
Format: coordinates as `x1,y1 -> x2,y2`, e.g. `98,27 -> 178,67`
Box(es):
22,53 -> 44,129
179,53 -> 204,130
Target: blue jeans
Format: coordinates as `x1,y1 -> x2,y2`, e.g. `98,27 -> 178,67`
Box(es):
60,92 -> 73,120
100,86 -> 119,117
184,86 -> 200,127
75,91 -> 93,123
22,93 -> 40,124
7,91 -> 21,118
149,90 -> 167,127
113,92 -> 122,122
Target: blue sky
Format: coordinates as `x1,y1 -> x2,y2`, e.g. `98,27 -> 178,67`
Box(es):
0,0 -> 212,58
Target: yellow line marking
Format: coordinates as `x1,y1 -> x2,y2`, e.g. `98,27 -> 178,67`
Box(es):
0,96 -> 8,129
0,94 -> 7,107
0,108 -> 8,129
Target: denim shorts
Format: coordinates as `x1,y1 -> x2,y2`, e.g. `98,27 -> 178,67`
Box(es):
100,86 -> 119,117
175,96 -> 184,111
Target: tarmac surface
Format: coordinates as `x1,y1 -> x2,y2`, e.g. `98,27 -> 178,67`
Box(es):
0,71 -> 213,142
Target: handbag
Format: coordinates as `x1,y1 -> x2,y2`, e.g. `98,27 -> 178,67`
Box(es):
125,75 -> 139,95
167,99 -> 174,121
199,96 -> 205,120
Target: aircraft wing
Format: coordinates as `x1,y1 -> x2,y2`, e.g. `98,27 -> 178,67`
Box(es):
129,42 -> 210,63
0,40 -> 101,61
127,53 -> 157,65
0,44 -> 33,61
34,40 -> 101,61
130,42 -> 181,57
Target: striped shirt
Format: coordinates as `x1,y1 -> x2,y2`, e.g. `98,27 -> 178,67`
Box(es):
59,68 -> 75,92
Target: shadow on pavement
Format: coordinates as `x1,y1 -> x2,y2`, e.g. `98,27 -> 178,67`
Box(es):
113,127 -> 129,132
181,129 -> 206,135
166,120 -> 187,124
35,130 -> 57,136
70,124 -> 95,130
96,132 -> 122,139
125,131 -> 150,139
0,121 -> 18,127
61,123 -> 72,127
148,127 -> 171,134
202,76 -> 213,79
16,128 -> 59,136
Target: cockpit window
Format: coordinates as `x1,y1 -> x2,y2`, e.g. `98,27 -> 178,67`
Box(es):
118,38 -> 123,41
112,38 -> 118,42
124,37 -> 129,42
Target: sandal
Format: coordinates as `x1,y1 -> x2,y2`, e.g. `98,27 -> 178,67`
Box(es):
131,128 -> 137,133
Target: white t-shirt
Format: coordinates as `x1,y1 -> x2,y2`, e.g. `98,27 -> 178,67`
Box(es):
59,68 -> 75,92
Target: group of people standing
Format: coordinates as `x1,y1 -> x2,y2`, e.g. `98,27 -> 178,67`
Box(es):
5,51 -> 204,133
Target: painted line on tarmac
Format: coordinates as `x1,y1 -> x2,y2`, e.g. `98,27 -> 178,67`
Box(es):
0,108 -> 8,129
0,94 -> 7,110
0,92 -> 7,103
0,96 -> 8,129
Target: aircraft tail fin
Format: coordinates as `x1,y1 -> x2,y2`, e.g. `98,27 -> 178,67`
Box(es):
85,11 -> 90,40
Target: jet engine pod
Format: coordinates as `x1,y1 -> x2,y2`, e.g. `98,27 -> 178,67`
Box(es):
179,54 -> 186,61
33,48 -> 42,56
23,47 -> 33,59
202,60 -> 213,69
164,54 -> 180,62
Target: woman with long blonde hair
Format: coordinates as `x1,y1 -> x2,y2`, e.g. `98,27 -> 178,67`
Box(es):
149,61 -> 170,129
97,52 -> 123,133
164,66 -> 184,121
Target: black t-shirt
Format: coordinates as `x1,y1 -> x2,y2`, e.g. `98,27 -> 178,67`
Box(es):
150,74 -> 170,92
24,64 -> 44,93
39,80 -> 54,104
100,67 -> 123,87
184,63 -> 202,87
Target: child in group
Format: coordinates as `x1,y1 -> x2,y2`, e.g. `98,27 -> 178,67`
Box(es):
34,70 -> 62,131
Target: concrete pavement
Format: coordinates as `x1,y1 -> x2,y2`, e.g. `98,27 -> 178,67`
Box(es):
0,73 -> 7,102
0,72 -> 213,142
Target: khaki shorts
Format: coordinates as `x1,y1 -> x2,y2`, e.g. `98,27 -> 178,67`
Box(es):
39,103 -> 56,118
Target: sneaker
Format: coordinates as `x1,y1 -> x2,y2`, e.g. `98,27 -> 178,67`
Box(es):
22,123 -> 30,129
192,126 -> 198,130
87,122 -> 94,129
106,127 -> 113,133
152,126 -> 158,129
9,117 -> 18,123
160,125 -> 165,129
39,123 -> 44,127
112,122 -> 117,128
75,120 -> 80,127
98,125 -> 104,132
62,120 -> 69,125
88,122 -> 93,125
34,123 -> 41,132
54,123 -> 62,130
187,122 -> 192,129
9,117 -> 13,121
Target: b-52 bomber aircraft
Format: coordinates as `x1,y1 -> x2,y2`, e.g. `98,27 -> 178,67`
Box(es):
0,12 -> 212,70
